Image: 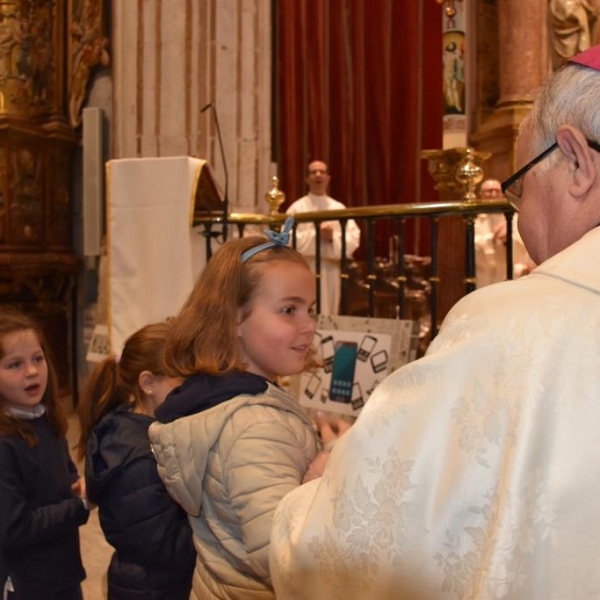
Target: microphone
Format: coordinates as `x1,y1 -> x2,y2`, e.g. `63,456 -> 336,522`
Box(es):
202,102 -> 229,242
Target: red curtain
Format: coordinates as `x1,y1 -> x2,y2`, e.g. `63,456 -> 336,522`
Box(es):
276,0 -> 443,254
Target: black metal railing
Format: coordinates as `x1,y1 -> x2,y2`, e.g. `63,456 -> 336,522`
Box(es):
195,199 -> 517,348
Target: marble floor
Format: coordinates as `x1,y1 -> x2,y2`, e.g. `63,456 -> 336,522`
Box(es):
67,413 -> 112,600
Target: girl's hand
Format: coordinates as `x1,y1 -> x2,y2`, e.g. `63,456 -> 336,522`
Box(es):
315,411 -> 352,451
71,477 -> 97,509
302,412 -> 353,483
302,450 -> 331,483
71,476 -> 86,498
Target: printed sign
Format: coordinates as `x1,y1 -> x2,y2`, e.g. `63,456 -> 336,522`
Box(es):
292,315 -> 418,416
86,324 -> 110,363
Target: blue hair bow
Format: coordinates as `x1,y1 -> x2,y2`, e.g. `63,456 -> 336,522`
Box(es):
240,216 -> 295,262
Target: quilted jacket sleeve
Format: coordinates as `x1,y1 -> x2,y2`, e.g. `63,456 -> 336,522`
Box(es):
149,420 -> 205,517
90,453 -> 194,568
221,405 -> 318,583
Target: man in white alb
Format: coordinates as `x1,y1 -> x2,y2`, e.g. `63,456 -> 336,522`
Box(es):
286,161 -> 360,315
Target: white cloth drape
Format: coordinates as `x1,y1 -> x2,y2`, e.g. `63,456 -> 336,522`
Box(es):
106,157 -> 208,355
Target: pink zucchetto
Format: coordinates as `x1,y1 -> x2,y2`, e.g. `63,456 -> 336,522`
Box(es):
569,44 -> 600,71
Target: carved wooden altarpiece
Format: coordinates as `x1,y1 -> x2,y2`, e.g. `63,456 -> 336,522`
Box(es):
0,0 -> 104,399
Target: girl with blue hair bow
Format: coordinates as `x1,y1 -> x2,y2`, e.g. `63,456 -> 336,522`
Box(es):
149,218 -> 346,600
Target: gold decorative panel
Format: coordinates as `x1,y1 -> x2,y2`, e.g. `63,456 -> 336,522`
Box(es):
0,0 -> 64,118
0,0 -> 89,399
67,0 -> 109,127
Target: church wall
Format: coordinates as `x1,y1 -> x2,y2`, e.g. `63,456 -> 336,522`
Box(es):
111,0 -> 273,214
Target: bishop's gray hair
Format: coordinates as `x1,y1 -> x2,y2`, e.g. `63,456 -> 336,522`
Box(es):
526,63 -> 600,173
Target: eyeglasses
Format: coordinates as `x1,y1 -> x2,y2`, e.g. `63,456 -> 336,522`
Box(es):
501,138 -> 600,210
501,143 -> 558,210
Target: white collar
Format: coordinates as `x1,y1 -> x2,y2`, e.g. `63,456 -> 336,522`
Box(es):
3,403 -> 46,419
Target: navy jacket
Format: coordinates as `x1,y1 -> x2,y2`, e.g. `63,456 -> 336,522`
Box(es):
85,405 -> 194,600
0,415 -> 88,599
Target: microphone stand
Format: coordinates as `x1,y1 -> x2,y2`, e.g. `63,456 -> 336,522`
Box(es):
201,102 -> 229,242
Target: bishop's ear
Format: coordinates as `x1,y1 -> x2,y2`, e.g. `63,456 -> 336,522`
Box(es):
556,125 -> 596,198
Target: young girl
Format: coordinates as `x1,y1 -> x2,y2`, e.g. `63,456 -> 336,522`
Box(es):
76,321 -> 195,600
149,218 -> 322,599
0,308 -> 89,600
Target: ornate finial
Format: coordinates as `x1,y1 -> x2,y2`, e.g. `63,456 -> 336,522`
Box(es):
265,176 -> 285,216
436,0 -> 463,19
455,148 -> 484,201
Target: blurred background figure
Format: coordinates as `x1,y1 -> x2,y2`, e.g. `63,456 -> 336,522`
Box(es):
479,178 -> 503,200
287,160 -> 360,315
475,178 -> 534,287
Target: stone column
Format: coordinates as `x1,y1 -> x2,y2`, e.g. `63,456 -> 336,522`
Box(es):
471,0 -> 549,178
498,0 -> 548,106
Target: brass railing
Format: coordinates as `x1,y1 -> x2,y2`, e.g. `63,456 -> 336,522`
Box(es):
194,199 -> 517,345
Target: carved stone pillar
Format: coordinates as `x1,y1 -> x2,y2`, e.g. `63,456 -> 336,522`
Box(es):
471,0 -> 549,178
498,0 -> 548,106
0,0 -> 79,399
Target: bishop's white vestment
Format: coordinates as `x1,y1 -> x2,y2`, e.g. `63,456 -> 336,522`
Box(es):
270,226 -> 600,600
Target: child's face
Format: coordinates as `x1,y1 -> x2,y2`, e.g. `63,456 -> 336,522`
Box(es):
237,261 -> 317,381
0,329 -> 48,413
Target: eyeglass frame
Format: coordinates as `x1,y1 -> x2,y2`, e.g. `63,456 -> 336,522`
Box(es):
501,138 -> 600,210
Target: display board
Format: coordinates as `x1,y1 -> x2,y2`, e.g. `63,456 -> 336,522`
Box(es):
291,315 -> 419,416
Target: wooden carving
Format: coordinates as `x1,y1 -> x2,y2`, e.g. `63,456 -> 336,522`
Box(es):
68,0 -> 109,126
